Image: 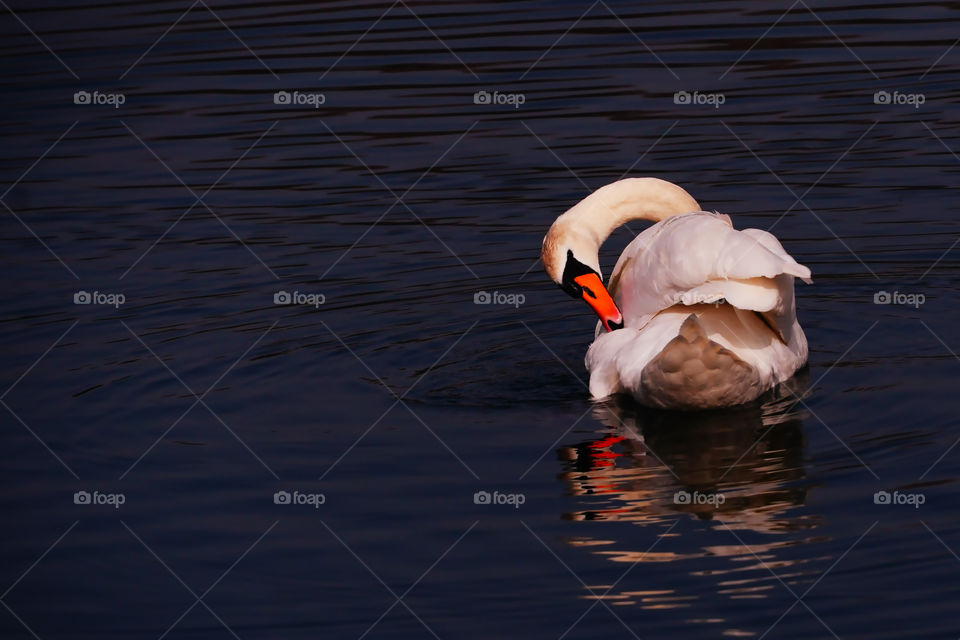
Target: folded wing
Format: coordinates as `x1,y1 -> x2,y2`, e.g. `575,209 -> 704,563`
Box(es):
607,213 -> 811,334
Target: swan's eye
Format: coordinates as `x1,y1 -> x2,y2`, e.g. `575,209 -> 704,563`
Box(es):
560,250 -> 595,298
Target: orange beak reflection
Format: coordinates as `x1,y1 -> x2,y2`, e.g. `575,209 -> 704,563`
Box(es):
573,273 -> 623,332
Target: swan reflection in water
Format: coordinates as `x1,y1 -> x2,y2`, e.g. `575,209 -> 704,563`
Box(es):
556,374 -> 827,622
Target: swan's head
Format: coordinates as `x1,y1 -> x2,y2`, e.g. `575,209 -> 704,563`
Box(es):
542,222 -> 624,332
541,178 -> 700,332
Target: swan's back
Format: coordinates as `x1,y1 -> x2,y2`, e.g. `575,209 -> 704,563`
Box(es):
587,211 -> 810,409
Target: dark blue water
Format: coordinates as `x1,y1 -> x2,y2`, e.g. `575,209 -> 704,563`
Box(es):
2,1 -> 959,638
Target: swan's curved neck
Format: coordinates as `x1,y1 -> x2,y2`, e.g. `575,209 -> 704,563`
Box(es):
545,178 -> 701,277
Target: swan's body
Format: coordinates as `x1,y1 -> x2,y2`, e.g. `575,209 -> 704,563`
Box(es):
541,178 -> 810,410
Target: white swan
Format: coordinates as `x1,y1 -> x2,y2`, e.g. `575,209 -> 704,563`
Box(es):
541,177 -> 811,410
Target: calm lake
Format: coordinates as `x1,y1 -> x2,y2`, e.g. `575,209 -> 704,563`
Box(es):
1,1 -> 959,638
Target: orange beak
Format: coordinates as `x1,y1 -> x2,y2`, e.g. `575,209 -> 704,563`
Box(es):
573,273 -> 623,331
